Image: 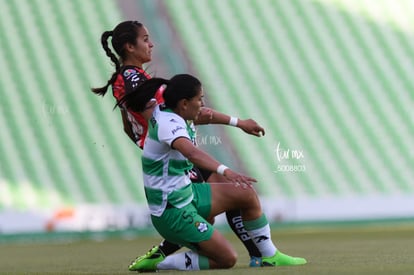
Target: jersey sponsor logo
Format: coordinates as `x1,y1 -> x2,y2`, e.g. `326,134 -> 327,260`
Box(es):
231,216 -> 252,241
123,69 -> 136,77
130,74 -> 141,82
124,69 -> 141,85
195,221 -> 208,233
171,125 -> 185,135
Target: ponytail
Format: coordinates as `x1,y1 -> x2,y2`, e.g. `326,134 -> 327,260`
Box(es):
91,31 -> 122,96
92,21 -> 143,96
116,78 -> 169,112
115,74 -> 202,113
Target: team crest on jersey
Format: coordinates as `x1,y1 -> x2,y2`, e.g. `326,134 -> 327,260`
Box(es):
195,221 -> 208,233
123,69 -> 136,77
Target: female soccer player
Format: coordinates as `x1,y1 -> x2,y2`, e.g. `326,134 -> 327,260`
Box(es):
91,21 -> 266,269
116,74 -> 307,271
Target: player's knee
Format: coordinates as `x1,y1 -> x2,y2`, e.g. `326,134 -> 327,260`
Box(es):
243,188 -> 260,207
218,250 -> 237,268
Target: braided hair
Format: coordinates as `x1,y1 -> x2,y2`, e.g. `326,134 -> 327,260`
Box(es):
91,21 -> 143,96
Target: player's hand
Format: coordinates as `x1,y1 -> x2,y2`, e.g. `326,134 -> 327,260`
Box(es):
223,169 -> 257,188
237,119 -> 265,137
195,107 -> 214,124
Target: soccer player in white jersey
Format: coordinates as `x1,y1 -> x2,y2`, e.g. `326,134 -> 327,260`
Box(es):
117,74 -> 307,271
92,21 -> 268,268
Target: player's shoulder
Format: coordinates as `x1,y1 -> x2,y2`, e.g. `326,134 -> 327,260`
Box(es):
121,66 -> 147,81
153,108 -> 185,134
122,66 -> 152,88
113,66 -> 149,99
158,107 -> 183,124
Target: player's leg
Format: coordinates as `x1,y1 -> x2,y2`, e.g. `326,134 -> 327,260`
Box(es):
208,182 -> 307,267
155,230 -> 238,270
196,229 -> 237,268
129,167 -> 206,271
128,240 -> 181,271
204,171 -> 262,266
149,203 -> 237,271
225,209 -> 262,265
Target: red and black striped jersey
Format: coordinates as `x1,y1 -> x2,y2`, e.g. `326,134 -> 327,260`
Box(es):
112,66 -> 163,149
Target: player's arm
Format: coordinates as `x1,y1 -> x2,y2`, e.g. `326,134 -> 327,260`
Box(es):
172,137 -> 257,185
194,107 -> 265,137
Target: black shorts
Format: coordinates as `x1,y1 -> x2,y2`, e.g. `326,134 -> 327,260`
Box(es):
189,167 -> 212,183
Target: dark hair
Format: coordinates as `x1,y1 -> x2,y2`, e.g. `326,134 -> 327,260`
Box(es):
116,78 -> 167,112
91,21 -> 143,96
163,74 -> 202,108
117,74 -> 201,112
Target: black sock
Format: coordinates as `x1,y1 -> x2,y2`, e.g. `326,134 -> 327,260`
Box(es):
225,209 -> 262,257
158,239 -> 182,256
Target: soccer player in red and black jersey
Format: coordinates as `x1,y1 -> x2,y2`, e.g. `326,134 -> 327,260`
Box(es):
91,21 -> 267,270
112,66 -> 163,149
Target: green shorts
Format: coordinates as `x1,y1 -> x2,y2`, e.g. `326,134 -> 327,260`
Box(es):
151,183 -> 213,250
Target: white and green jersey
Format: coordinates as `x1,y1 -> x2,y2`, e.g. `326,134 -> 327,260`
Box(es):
142,105 -> 196,217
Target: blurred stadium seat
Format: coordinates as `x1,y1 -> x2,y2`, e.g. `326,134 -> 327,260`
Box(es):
0,0 -> 413,230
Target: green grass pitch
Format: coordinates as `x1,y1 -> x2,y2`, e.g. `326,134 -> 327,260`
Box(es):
1,222 -> 413,275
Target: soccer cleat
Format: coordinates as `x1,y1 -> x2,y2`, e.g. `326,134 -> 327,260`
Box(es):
249,256 -> 262,267
128,246 -> 165,272
262,251 -> 307,266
